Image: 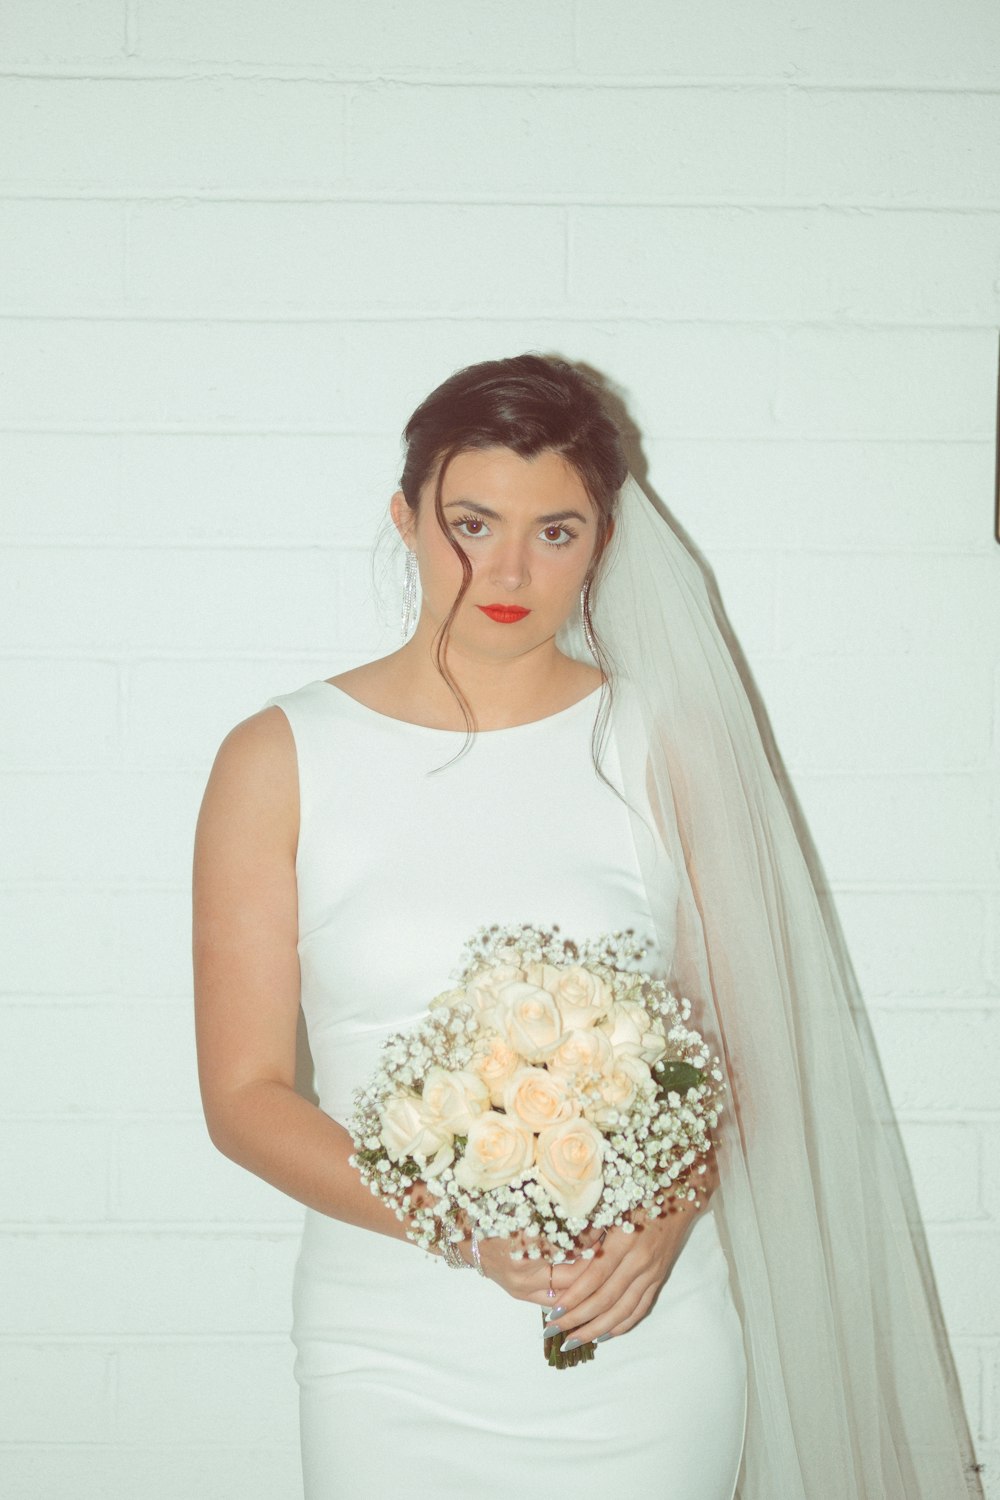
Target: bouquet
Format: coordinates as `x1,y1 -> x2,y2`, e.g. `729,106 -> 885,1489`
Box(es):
348,922 -> 725,1368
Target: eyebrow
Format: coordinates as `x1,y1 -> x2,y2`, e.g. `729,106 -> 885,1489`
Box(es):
443,499 -> 590,525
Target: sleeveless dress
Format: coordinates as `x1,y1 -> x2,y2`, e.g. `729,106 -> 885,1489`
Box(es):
261,678 -> 748,1500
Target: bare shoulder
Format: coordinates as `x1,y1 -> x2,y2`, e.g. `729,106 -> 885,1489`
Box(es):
211,702 -> 297,788
195,704 -> 299,866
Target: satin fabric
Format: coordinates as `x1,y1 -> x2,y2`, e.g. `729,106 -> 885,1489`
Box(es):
262,678 -> 748,1500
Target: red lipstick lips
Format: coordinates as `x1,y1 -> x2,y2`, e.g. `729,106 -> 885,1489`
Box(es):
477,604 -> 531,623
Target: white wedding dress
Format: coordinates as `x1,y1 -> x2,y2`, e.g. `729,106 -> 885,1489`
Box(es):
262,678 -> 748,1500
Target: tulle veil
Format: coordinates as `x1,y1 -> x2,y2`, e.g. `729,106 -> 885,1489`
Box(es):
552,472 -> 985,1500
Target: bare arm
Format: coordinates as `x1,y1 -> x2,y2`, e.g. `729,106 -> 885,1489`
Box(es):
191,705 -> 422,1247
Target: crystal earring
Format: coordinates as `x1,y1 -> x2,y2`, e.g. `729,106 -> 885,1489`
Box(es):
581,578 -> 597,659
401,547 -> 419,641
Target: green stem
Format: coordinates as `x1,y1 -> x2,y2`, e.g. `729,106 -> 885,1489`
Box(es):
540,1308 -> 597,1368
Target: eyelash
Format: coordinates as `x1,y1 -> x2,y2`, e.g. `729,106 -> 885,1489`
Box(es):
449,513 -> 579,548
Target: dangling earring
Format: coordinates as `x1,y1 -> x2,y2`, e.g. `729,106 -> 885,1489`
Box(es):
401,547 -> 419,641
581,578 -> 597,659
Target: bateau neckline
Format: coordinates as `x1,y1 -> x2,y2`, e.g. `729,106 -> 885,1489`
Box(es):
316,680 -> 604,735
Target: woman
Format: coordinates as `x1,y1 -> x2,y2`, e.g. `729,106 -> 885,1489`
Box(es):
193,354 -> 981,1499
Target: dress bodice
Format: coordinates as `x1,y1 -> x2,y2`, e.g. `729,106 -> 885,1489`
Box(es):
261,679 -> 678,1125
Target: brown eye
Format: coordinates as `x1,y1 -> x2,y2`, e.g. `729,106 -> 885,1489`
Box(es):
452,514 -> 488,539
540,524 -> 578,548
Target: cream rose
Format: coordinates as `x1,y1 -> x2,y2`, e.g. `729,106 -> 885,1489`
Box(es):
470,1030 -> 523,1107
521,960 -> 564,996
379,1091 -> 454,1169
534,1117 -> 605,1219
599,1000 -> 668,1065
551,965 -> 613,1029
491,981 -> 563,1063
545,1026 -> 614,1082
502,1066 -> 579,1133
420,1066 -> 490,1135
581,1052 -> 654,1128
464,961 -> 525,1019
453,1110 -> 535,1192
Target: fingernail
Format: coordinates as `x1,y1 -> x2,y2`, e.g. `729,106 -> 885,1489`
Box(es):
545,1305 -> 566,1321
561,1337 -> 582,1351
541,1323 -> 561,1339
594,1333 -> 612,1343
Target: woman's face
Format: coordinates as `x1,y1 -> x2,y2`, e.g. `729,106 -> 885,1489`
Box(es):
391,445 -> 607,662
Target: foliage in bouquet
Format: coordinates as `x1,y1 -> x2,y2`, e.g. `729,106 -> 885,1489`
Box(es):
348,923 -> 726,1261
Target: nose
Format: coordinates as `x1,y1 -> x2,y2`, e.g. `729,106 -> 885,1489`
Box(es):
488,538 -> 531,593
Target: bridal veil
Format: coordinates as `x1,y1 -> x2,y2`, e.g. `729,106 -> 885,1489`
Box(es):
555,472 -> 984,1499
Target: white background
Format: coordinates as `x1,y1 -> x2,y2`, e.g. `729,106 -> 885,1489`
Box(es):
1,2 -> 999,1495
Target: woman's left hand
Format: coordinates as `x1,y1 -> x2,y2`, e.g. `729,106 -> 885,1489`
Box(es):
544,1202 -> 702,1348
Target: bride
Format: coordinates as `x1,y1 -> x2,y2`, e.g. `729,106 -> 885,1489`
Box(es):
192,352 -> 982,1499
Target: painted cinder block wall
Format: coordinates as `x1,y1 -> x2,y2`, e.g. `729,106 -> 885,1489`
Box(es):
1,3 -> 998,1494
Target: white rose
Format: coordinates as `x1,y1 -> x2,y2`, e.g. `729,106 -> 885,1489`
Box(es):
427,984 -> 474,1014
521,960 -> 565,996
420,1066 -> 490,1135
492,981 -> 563,1063
581,1052 -> 654,1128
454,1110 -> 535,1192
502,1066 -> 579,1133
470,1030 -> 523,1107
379,1091 -> 454,1169
551,965 -> 613,1029
464,962 -> 525,1019
599,1000 -> 668,1065
545,1026 -> 614,1082
534,1117 -> 605,1219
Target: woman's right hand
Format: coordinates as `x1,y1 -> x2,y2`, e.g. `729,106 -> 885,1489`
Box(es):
470,1223 -> 607,1307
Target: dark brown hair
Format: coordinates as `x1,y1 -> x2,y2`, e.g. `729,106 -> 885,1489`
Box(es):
397,352 -> 628,789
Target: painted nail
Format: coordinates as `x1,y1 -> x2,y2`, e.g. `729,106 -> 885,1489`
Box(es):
544,1305 -> 566,1321
594,1333 -> 612,1343
541,1323 -> 561,1339
561,1337 -> 583,1351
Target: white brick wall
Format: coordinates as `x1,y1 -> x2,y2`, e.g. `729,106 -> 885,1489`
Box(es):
1,2 -> 998,1494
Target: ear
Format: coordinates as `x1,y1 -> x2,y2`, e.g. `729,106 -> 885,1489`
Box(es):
389,489 -> 416,548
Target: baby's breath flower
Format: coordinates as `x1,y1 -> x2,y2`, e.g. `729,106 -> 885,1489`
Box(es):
348,923 -> 726,1259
